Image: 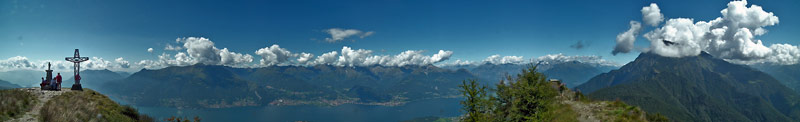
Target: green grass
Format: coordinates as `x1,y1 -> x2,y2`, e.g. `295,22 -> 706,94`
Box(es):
605,101 -> 646,122
40,89 -> 154,122
549,103 -> 580,122
0,89 -> 37,121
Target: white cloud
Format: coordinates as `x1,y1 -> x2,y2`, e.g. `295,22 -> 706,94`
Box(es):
219,48 -> 254,66
147,48 -> 154,53
138,37 -> 254,69
613,0 -> 799,65
643,18 -> 710,57
0,56 -> 136,72
312,51 -> 339,65
484,55 -> 525,64
612,21 -> 642,55
324,28 -> 374,42
181,37 -> 222,64
360,31 -> 375,38
446,59 -> 477,66
321,46 -> 455,67
297,53 -> 314,64
335,46 -> 376,66
437,54 -> 620,67
255,44 -> 295,66
115,58 -> 130,68
0,56 -> 37,71
165,44 -> 183,51
534,54 -> 621,67
384,50 -> 454,66
641,3 -> 664,26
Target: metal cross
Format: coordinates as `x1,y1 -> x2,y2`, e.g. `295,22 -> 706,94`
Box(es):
65,49 -> 89,85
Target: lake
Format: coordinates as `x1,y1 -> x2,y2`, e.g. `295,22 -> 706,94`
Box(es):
115,98 -> 464,122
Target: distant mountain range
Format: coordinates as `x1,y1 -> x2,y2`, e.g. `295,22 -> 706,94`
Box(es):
751,64 -> 800,92
103,64 -> 479,108
443,61 -> 618,88
576,52 -> 800,121
63,69 -> 128,91
0,79 -> 20,89
0,70 -> 46,87
0,69 -> 131,88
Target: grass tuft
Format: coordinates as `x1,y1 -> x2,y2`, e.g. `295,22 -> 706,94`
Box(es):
40,89 -> 154,122
0,89 -> 37,121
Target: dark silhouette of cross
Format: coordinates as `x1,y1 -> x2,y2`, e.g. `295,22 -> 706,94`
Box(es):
65,49 -> 89,90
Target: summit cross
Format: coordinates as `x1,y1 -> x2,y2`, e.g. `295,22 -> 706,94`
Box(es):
65,49 -> 89,90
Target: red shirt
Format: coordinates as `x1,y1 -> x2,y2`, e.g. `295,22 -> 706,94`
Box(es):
55,75 -> 62,83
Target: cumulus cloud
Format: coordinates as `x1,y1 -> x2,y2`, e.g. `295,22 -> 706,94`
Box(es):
612,21 -> 642,55
325,46 -> 454,67
147,48 -> 154,53
0,56 -> 136,72
641,3 -> 664,26
181,37 -> 222,64
0,56 -> 37,71
643,18 -> 709,57
483,55 -> 525,64
324,28 -> 374,42
219,48 -> 254,66
312,51 -> 339,65
255,44 -> 295,66
534,54 -> 621,67
442,59 -> 477,66
138,37 -> 254,69
438,54 -> 620,67
115,58 -> 130,68
297,53 -> 314,64
612,1 -> 799,65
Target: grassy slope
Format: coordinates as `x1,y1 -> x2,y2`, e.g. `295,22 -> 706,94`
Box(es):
0,89 -> 37,121
40,89 -> 153,122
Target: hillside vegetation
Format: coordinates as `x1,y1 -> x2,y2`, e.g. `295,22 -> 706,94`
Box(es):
578,52 -> 800,122
40,89 -> 154,122
0,89 -> 37,121
458,65 -> 662,122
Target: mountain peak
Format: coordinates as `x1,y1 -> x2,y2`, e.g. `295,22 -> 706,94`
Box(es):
577,50 -> 800,122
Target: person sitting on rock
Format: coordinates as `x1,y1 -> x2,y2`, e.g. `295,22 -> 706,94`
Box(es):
40,77 -> 46,88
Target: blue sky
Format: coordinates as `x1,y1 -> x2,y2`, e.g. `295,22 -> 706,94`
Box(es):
2,0 -> 799,69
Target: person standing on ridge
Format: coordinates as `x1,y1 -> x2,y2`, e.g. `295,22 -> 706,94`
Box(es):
75,74 -> 81,84
54,73 -> 62,90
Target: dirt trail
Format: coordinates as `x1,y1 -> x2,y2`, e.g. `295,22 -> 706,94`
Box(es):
563,100 -> 608,122
8,88 -> 71,122
556,88 -> 607,122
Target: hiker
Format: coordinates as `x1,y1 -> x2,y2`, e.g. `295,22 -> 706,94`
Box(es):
53,73 -> 62,90
75,74 -> 81,82
40,77 -> 46,88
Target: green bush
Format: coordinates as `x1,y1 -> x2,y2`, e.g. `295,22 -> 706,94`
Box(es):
459,64 -> 577,122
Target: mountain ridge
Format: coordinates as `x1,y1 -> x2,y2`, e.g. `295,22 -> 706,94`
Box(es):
576,52 -> 800,121
104,64 -> 479,108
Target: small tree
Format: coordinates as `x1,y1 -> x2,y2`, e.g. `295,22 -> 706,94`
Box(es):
496,64 -> 558,121
459,79 -> 492,121
459,64 -> 560,121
